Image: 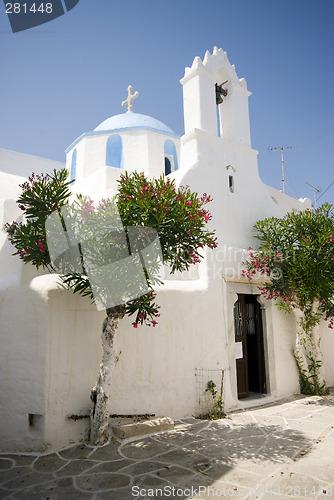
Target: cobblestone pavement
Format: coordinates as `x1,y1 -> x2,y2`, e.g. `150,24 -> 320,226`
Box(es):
0,392 -> 333,500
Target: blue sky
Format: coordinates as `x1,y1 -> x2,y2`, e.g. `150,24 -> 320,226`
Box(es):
1,0 -> 333,205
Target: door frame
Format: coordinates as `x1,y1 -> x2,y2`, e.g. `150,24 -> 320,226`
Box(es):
224,280 -> 275,403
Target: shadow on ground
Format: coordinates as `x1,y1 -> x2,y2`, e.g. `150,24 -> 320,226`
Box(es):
112,420 -> 313,499
0,417 -> 321,500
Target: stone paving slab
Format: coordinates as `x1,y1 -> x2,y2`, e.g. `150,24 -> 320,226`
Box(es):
0,391 -> 333,499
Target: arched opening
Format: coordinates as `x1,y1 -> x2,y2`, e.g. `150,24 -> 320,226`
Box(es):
164,157 -> 172,176
164,140 -> 178,175
106,134 -> 123,168
70,149 -> 77,182
216,81 -> 228,138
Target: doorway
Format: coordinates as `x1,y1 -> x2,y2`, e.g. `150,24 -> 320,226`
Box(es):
234,294 -> 266,398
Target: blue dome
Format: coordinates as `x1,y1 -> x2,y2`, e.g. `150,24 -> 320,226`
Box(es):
94,111 -> 176,136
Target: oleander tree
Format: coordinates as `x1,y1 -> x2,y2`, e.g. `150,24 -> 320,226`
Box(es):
242,203 -> 334,395
4,169 -> 217,445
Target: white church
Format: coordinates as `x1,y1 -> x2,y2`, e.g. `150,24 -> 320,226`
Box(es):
1,47 -> 333,452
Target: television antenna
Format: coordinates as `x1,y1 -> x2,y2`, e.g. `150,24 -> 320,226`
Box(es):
269,145 -> 305,194
306,182 -> 320,208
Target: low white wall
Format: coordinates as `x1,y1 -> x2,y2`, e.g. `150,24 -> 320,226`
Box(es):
0,149 -> 64,178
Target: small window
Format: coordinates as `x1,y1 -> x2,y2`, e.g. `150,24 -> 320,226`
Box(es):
164,140 -> 178,175
70,149 -> 77,182
229,175 -> 234,193
106,134 -> 123,168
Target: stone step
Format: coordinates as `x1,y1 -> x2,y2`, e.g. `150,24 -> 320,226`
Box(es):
111,416 -> 174,439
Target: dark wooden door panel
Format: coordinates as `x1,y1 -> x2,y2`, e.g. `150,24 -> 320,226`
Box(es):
236,358 -> 248,398
234,295 -> 249,398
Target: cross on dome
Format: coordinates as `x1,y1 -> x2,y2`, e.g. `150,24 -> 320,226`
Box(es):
121,85 -> 139,112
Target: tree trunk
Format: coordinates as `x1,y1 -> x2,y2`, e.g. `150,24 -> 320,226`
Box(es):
294,308 -> 308,374
90,304 -> 125,446
294,302 -> 326,395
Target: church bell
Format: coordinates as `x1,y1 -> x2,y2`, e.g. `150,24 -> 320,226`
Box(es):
215,81 -> 228,105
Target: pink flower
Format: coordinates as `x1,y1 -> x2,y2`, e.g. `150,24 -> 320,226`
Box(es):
187,201 -> 192,206
37,241 -> 46,253
132,323 -> 138,328
189,214 -> 192,218
201,194 -> 213,203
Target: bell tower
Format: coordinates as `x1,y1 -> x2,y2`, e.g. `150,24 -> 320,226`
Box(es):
180,46 -> 251,146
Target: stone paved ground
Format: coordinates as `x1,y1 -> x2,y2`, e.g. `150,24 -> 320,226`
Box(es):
0,391 -> 333,500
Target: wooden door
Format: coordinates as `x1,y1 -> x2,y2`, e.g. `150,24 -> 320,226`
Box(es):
234,295 -> 249,398
234,295 -> 266,398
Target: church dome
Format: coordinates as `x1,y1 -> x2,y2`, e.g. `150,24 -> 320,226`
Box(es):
94,111 -> 176,136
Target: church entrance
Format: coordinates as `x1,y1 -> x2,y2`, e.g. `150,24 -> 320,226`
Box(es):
234,294 -> 266,398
